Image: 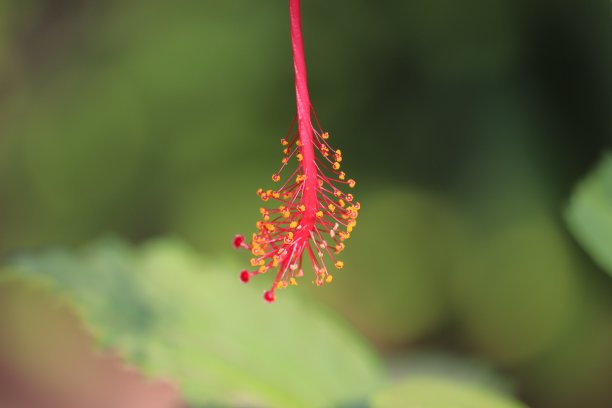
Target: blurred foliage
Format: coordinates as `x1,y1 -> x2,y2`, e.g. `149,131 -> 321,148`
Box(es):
0,276 -> 180,407
566,153 -> 612,277
387,352 -> 517,396
0,0 -> 610,407
6,238 -> 384,408
309,188 -> 458,347
372,375 -> 526,408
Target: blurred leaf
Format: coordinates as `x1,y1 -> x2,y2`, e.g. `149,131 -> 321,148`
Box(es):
450,209 -> 581,365
448,134 -> 583,365
6,238 -> 384,408
388,352 -> 516,396
520,296 -> 612,408
310,188 -> 458,347
372,375 -> 527,408
566,153 -> 612,278
0,276 -> 182,408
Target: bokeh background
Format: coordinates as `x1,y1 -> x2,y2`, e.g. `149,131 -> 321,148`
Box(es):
0,1 -> 611,407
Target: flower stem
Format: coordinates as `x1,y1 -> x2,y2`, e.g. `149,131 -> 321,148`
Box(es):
290,0 -> 318,222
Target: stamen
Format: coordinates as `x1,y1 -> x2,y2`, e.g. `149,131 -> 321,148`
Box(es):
232,0 -> 359,301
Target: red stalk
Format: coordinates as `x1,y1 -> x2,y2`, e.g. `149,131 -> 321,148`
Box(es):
290,0 -> 318,257
290,0 -> 317,222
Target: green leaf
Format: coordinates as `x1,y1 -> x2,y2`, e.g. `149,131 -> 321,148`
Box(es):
7,238 -> 384,408
372,375 -> 527,408
566,153 -> 612,277
388,352 -> 516,396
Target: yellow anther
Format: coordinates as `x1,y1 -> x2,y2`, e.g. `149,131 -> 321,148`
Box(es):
272,258 -> 279,267
316,211 -> 324,218
335,243 -> 345,253
283,147 -> 290,155
333,162 -> 340,170
259,208 -> 266,215
339,171 -> 346,180
290,221 -> 298,229
298,204 -> 306,212
272,192 -> 280,199
348,179 -> 356,188
272,174 -> 280,182
284,232 -> 294,244
339,199 -> 345,207
250,258 -> 258,266
322,132 -> 330,139
335,149 -> 342,156
328,204 -> 336,212
335,261 -> 344,269
326,275 -> 334,283
334,189 -> 342,197
297,153 -> 303,161
282,157 -> 289,165
296,174 -> 305,183
259,265 -> 268,273
296,140 -> 303,147
290,277 -> 298,286
354,202 -> 361,210
277,281 -> 284,289
281,138 -> 288,146
282,210 -> 290,218
346,194 -> 353,202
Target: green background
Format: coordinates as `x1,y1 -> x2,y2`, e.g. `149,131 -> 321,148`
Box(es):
0,1 -> 610,407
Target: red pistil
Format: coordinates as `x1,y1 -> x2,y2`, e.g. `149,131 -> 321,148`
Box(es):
263,290 -> 276,303
240,270 -> 250,283
233,234 -> 245,249
234,0 -> 359,302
